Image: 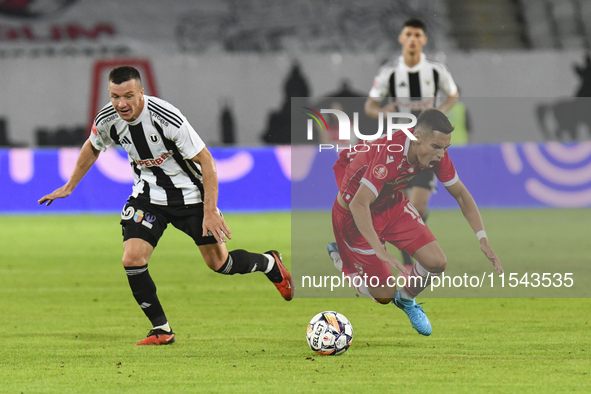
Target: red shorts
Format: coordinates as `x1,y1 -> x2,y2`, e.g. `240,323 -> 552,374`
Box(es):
331,192 -> 436,286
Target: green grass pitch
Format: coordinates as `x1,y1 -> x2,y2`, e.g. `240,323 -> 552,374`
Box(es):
0,210 -> 589,393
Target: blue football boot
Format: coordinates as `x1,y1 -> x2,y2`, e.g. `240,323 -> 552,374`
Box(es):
393,289 -> 432,336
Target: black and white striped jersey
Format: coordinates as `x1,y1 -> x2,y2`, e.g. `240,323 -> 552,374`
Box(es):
89,95 -> 206,207
369,53 -> 457,114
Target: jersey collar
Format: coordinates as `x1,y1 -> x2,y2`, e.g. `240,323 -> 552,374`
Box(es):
402,133 -> 420,169
399,52 -> 426,72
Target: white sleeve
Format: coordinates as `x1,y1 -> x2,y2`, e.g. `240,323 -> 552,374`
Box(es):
89,123 -> 113,152
168,119 -> 206,160
368,66 -> 392,102
436,64 -> 458,97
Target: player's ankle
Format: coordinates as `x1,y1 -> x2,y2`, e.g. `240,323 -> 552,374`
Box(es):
262,253 -> 275,274
399,288 -> 415,300
153,322 -> 171,333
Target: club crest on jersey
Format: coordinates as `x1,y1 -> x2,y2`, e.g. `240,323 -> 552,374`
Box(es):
134,210 -> 144,223
148,133 -> 161,145
121,206 -> 135,220
372,164 -> 388,180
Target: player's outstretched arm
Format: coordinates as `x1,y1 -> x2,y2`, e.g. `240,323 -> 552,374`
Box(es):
445,179 -> 504,274
191,147 -> 232,244
38,139 -> 101,206
349,184 -> 409,275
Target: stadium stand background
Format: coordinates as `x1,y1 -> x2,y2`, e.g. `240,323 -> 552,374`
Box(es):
0,0 -> 589,148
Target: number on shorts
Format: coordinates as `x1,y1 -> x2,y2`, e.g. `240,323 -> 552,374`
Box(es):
403,203 -> 425,225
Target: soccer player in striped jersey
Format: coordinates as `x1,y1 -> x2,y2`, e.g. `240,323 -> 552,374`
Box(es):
39,66 -> 293,345
364,18 -> 459,269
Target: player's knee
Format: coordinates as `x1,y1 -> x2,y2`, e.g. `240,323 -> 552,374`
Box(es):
420,253 -> 447,273
207,258 -> 226,272
429,255 -> 447,273
375,297 -> 392,305
122,250 -> 148,267
369,284 -> 396,304
203,253 -> 227,272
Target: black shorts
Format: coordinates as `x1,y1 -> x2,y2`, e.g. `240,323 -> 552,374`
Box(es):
407,170 -> 437,192
120,198 -> 218,248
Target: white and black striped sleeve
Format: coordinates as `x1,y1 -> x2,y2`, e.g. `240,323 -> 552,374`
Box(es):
148,97 -> 206,159
169,121 -> 206,160
89,106 -> 116,152
368,65 -> 393,101
434,62 -> 458,97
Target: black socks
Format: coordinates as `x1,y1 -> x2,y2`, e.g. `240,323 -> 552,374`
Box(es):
125,265 -> 167,327
216,249 -> 282,283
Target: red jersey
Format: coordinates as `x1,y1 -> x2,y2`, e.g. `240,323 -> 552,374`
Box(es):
335,130 -> 458,210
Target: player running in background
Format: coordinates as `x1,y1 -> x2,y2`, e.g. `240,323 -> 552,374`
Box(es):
39,66 -> 293,345
329,109 -> 502,336
364,18 -> 459,268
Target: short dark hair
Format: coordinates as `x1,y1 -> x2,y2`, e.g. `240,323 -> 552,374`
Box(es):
108,66 -> 142,85
403,18 -> 426,33
416,108 -> 454,135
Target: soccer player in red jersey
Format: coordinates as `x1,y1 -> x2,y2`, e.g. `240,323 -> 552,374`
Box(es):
365,18 -> 459,270
328,109 -> 503,336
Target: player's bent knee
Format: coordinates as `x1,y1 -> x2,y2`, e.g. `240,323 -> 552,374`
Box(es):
122,239 -> 154,267
429,257 -> 447,273
122,252 -> 148,267
122,246 -> 150,267
421,255 -> 446,273
199,243 -> 228,272
414,243 -> 447,273
375,297 -> 393,305
368,284 -> 396,303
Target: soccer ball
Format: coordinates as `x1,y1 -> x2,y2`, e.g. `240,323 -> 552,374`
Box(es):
306,311 -> 353,355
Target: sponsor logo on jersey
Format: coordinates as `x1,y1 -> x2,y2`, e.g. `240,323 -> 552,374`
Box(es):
386,155 -> 395,164
397,98 -> 435,111
148,133 -> 161,145
91,124 -> 98,135
385,174 -> 415,187
120,136 -> 132,145
100,114 -> 118,125
144,213 -> 156,223
150,111 -> 170,127
372,164 -> 388,180
135,150 -> 174,168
